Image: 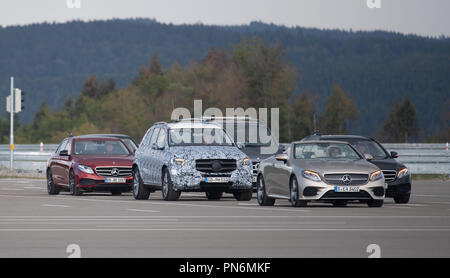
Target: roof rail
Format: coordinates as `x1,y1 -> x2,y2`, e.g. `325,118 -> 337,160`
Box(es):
154,121 -> 167,125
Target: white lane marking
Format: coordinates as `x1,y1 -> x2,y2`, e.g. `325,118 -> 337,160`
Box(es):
1,228 -> 450,232
238,203 -> 258,206
0,194 -> 310,212
423,201 -> 450,205
127,209 -> 160,213
0,215 -> 449,219
24,187 -> 43,190
41,204 -> 71,208
0,188 -> 24,191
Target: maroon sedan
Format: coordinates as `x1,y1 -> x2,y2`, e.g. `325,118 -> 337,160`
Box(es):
46,135 -> 134,196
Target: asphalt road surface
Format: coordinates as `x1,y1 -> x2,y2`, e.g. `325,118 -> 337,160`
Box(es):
0,178 -> 449,258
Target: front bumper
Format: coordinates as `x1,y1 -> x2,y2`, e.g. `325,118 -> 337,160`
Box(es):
385,175 -> 411,197
169,164 -> 253,191
75,171 -> 133,191
298,176 -> 385,201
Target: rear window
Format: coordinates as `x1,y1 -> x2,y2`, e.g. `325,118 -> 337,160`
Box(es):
74,140 -> 130,155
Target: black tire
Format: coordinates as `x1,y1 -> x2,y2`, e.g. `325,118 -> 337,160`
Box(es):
257,175 -> 275,206
111,191 -> 122,196
162,168 -> 180,201
233,189 -> 253,201
394,193 -> 410,204
290,176 -> 308,207
69,170 -> 81,196
367,199 -> 384,207
133,167 -> 150,200
332,200 -> 348,207
47,169 -> 60,195
205,191 -> 223,200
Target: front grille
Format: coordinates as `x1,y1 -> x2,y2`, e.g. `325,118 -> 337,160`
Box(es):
95,167 -> 133,177
321,190 -> 372,200
382,170 -> 397,183
324,174 -> 369,185
252,161 -> 260,181
195,159 -> 237,173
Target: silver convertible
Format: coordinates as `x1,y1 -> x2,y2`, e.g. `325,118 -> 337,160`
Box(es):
256,140 -> 385,207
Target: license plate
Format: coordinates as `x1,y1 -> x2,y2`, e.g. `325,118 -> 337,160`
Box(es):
204,176 -> 230,183
252,176 -> 257,183
105,177 -> 126,183
334,186 -> 360,192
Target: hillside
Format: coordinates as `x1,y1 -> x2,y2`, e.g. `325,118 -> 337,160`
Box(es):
0,19 -> 449,138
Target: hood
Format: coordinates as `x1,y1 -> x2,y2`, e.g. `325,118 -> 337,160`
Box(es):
292,159 -> 379,175
168,146 -> 247,161
369,158 -> 406,171
239,145 -> 283,162
74,155 -> 134,167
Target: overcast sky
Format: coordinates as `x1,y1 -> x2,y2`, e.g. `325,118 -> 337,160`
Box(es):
1,0 -> 449,37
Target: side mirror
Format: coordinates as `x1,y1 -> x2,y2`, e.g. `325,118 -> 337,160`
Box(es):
280,144 -> 286,153
390,151 -> 398,158
236,143 -> 244,149
59,150 -> 69,156
152,143 -> 165,150
364,153 -> 373,161
275,153 -> 289,162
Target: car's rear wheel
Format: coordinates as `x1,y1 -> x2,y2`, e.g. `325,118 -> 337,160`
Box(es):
394,193 -> 410,204
47,169 -> 60,195
290,176 -> 307,207
332,200 -> 348,207
133,167 -> 150,200
69,170 -> 81,196
233,190 -> 252,201
367,199 -> 384,207
162,168 -> 180,201
205,191 -> 223,200
257,175 -> 275,206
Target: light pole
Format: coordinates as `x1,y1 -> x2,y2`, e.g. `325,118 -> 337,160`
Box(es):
10,77 -> 14,169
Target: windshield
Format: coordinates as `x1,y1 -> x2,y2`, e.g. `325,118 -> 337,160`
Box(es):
168,128 -> 234,146
74,140 -> 130,155
295,143 -> 362,160
220,121 -> 275,146
344,139 -> 388,159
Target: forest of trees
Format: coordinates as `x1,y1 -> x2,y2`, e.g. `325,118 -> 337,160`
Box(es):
0,38 -> 438,145
0,19 -> 449,143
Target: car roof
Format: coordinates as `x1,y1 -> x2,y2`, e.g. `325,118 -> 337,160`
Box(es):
76,134 -> 133,139
167,121 -> 223,129
72,136 -> 122,141
302,134 -> 372,141
293,140 -> 353,145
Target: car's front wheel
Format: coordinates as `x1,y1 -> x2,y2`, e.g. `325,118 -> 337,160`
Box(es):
290,176 -> 307,207
205,191 -> 223,200
47,169 -> 60,195
69,170 -> 81,196
394,193 -> 410,204
162,168 -> 180,201
133,167 -> 150,200
257,175 -> 275,206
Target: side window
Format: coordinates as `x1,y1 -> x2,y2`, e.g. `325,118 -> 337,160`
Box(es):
65,139 -> 72,154
56,139 -> 68,154
150,128 -> 160,146
140,128 -> 154,147
156,128 -> 166,147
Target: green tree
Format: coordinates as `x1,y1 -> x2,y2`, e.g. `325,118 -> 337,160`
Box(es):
380,94 -> 419,142
287,92 -> 315,141
319,85 -> 359,134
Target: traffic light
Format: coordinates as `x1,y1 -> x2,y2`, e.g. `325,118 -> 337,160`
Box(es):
14,88 -> 24,113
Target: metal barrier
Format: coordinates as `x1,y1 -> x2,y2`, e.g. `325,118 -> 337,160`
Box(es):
0,143 -> 449,174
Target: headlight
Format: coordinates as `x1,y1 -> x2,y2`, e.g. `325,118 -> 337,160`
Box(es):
78,165 -> 94,174
397,168 -> 409,179
370,170 -> 383,181
302,170 -> 321,182
242,157 -> 250,166
173,158 -> 185,166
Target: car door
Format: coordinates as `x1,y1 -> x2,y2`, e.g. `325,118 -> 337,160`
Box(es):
262,156 -> 279,196
274,148 -> 293,198
153,127 -> 167,185
147,127 -> 161,184
138,127 -> 154,184
51,139 -> 68,184
59,138 -> 73,185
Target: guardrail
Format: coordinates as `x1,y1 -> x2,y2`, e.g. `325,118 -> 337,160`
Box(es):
0,143 -> 449,174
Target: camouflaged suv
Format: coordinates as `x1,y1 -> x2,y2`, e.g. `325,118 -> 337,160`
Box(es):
132,120 -> 253,201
